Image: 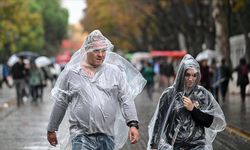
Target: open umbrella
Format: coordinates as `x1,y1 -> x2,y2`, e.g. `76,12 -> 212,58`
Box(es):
131,52 -> 151,64
16,51 -> 39,60
150,50 -> 187,58
7,54 -> 20,67
35,56 -> 51,68
196,49 -> 217,62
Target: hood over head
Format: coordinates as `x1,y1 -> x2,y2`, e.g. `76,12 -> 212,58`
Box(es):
173,54 -> 201,93
81,29 -> 114,54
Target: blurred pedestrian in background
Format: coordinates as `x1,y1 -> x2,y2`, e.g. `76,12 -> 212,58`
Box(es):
153,59 -> 161,91
0,62 -> 12,88
234,57 -> 249,102
159,57 -> 175,89
142,61 -> 155,99
148,54 -> 226,150
28,62 -> 44,103
48,63 -> 61,87
218,58 -> 232,102
10,57 -> 27,107
210,58 -> 220,101
199,59 -> 211,91
47,29 -> 146,150
41,66 -> 53,88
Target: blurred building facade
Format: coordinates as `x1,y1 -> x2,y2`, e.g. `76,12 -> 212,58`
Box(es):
230,33 -> 250,68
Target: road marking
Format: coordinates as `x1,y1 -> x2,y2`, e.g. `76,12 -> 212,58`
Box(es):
226,125 -> 250,141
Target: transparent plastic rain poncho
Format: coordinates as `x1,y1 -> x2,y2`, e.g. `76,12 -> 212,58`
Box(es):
147,54 -> 226,150
47,30 -> 146,150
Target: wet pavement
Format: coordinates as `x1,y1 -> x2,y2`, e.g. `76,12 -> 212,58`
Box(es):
0,84 -> 250,150
220,95 -> 250,133
0,86 -> 58,150
0,84 -> 16,120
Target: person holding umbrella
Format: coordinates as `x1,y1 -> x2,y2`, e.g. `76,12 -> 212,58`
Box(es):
10,56 -> 27,106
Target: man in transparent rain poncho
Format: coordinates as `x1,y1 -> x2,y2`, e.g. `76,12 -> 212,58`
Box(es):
47,30 -> 146,150
148,54 -> 226,150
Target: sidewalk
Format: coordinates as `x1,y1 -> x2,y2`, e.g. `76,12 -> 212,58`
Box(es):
219,94 -> 250,143
0,84 -> 15,103
221,73 -> 250,143
0,84 -> 16,120
0,86 -> 60,149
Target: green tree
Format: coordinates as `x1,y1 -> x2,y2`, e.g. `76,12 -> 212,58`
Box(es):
32,0 -> 68,55
0,0 -> 44,61
0,0 -> 68,61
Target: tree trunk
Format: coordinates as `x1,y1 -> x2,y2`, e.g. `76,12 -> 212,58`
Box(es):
245,33 -> 250,63
212,0 -> 231,65
236,12 -> 250,63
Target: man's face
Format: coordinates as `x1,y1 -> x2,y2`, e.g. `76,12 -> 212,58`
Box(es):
184,68 -> 197,88
87,49 -> 106,67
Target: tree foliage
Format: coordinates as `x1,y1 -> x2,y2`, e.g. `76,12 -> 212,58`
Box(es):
0,0 -> 68,61
0,0 -> 44,61
31,0 -> 68,55
83,0 -> 216,55
82,0 -> 148,51
82,0 -> 249,61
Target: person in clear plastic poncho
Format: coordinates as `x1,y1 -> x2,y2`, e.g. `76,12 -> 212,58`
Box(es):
148,54 -> 226,150
47,29 -> 146,150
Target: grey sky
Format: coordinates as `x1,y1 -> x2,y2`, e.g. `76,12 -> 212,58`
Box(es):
61,0 -> 86,24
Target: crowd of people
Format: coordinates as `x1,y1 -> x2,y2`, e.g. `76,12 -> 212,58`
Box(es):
139,55 -> 249,103
0,56 -> 61,106
140,57 -> 176,100
198,57 -> 249,102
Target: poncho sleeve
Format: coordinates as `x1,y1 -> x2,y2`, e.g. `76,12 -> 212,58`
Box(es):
47,69 -> 71,132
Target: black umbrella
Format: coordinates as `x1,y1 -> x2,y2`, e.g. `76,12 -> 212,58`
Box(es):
16,51 -> 39,60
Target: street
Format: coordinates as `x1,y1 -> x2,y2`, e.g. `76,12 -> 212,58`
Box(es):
0,85 -> 250,150
1,1 -> 250,149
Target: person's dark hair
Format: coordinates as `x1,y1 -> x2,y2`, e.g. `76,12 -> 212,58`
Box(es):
147,61 -> 152,67
212,58 -> 216,63
19,56 -> 25,60
221,58 -> 226,65
240,57 -> 246,65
